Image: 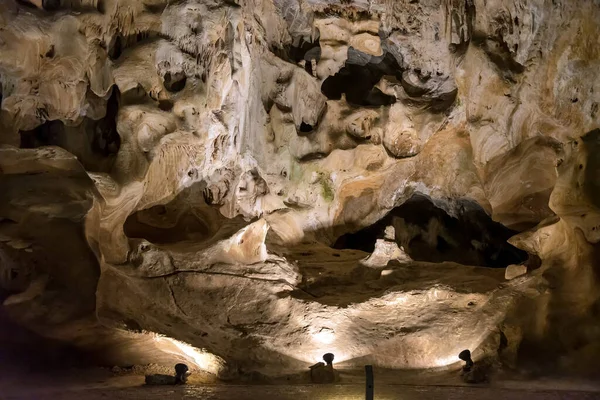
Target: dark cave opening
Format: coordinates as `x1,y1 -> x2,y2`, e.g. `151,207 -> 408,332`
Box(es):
275,37 -> 322,76
124,204 -> 214,244
92,87 -> 121,157
287,40 -> 320,64
320,51 -> 399,107
108,35 -> 122,60
163,71 -> 187,92
299,121 -> 313,133
19,119 -> 63,149
19,87 -> 121,171
333,194 -> 529,268
123,183 -> 249,246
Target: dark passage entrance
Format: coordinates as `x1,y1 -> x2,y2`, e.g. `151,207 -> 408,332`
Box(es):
333,194 -> 528,268
18,87 -> 121,172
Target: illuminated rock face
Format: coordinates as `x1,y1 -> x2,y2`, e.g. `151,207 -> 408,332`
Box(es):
1,0 -> 599,378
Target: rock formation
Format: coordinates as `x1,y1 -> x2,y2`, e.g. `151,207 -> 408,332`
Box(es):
0,0 -> 599,380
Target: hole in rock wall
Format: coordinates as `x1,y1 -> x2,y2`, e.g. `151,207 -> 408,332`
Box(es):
107,30 -> 158,62
582,129 -> 600,207
163,71 -> 187,92
19,88 -> 121,172
320,51 -> 399,107
472,35 -> 525,77
299,121 -> 313,133
124,183 -> 247,246
124,204 -> 215,245
15,0 -> 37,9
42,0 -> 60,10
333,194 -> 529,268
158,99 -> 174,111
0,246 -> 30,302
276,37 -> 321,76
108,35 -> 122,60
287,39 -> 321,63
19,120 -> 64,149
92,87 -> 121,157
298,151 -> 327,162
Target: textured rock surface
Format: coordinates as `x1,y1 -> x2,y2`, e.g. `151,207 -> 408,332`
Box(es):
505,264 -> 527,280
0,0 -> 599,379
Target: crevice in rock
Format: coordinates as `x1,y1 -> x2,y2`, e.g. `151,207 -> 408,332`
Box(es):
299,121 -> 313,133
582,128 -> 600,207
143,1 -> 167,14
16,0 -> 60,10
0,247 -> 29,302
288,38 -> 321,76
273,37 -> 321,70
320,52 -> 400,107
107,31 -> 160,62
93,87 -> 121,157
19,87 -> 121,172
333,194 -> 529,268
472,35 -> 525,76
164,278 -> 189,317
150,269 -> 299,290
42,0 -> 60,10
158,99 -> 174,111
298,152 -> 327,162
314,6 -> 371,21
15,0 -> 38,9
108,35 -> 123,60
449,0 -> 476,55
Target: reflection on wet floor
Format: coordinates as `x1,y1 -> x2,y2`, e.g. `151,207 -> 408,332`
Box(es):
5,384 -> 600,400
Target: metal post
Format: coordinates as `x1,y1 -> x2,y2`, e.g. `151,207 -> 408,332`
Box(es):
365,365 -> 374,400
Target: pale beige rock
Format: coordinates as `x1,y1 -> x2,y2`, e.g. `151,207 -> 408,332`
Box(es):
314,17 -> 381,79
361,238 -> 412,268
505,264 -> 527,280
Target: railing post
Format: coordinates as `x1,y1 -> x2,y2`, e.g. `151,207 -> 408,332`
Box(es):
365,365 -> 374,400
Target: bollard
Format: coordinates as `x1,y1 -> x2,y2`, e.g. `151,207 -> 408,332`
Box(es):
365,365 -> 374,400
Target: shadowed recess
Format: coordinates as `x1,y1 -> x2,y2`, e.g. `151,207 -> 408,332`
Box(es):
333,194 -> 529,268
321,52 -> 399,107
18,87 -> 121,172
123,183 -> 247,247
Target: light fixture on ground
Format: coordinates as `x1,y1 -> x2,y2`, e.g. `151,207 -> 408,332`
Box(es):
458,349 -> 474,372
309,353 -> 338,383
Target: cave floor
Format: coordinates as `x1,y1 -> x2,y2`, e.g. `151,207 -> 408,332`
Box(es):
3,368 -> 600,400
3,383 -> 600,400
